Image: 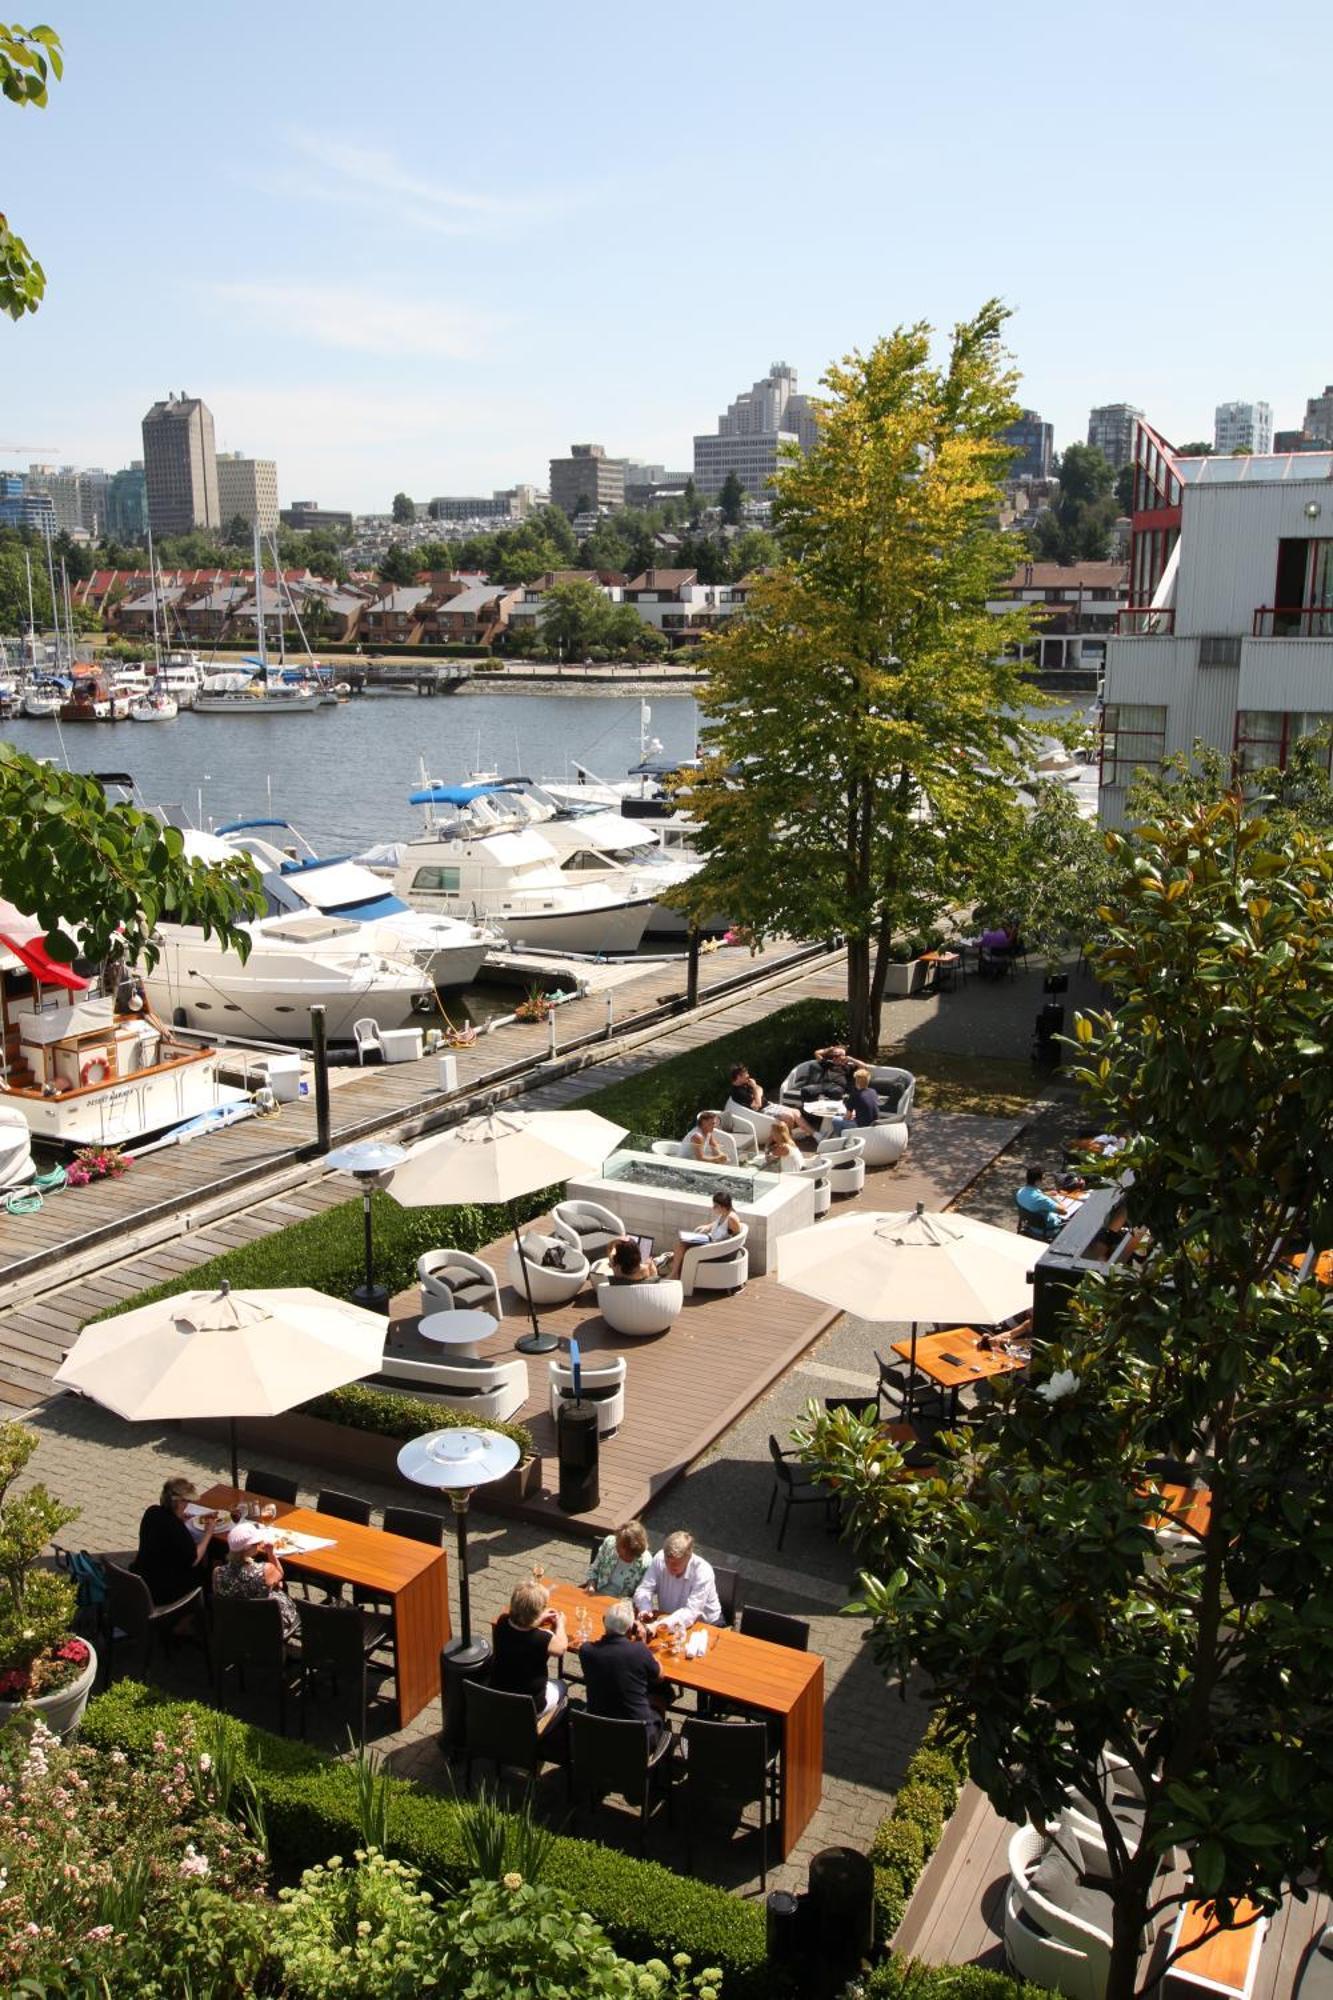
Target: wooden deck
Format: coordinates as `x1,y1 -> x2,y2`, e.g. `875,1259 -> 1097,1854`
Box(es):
895,1782 -> 1333,1999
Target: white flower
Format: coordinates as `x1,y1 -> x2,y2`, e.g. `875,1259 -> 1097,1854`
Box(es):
179,1844 -> 210,1879
197,1752 -> 212,1773
1036,1369 -> 1081,1404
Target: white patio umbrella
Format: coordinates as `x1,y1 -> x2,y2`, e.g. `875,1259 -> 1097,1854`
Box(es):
53,1281 -> 389,1485
385,1105 -> 627,1354
776,1201 -> 1037,1410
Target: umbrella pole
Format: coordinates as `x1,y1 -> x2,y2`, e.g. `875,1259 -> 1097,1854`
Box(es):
512,1200 -> 558,1356
906,1322 -> 919,1427
230,1414 -> 239,1490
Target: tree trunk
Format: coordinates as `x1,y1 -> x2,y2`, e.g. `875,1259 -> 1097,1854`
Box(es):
1106,1848 -> 1157,2000
846,935 -> 873,1056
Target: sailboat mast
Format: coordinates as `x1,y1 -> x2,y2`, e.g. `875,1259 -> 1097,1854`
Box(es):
42,527 -> 61,670
60,558 -> 76,666
252,521 -> 267,673
146,521 -> 163,673
23,548 -> 37,670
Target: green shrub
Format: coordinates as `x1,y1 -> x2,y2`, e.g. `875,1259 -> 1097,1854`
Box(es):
872,1866 -> 907,1946
892,1782 -> 946,1856
82,1684 -> 769,1995
852,1960 -> 1051,2000
870,1815 -> 925,1882
902,1747 -> 961,1817
305,1382 -> 533,1459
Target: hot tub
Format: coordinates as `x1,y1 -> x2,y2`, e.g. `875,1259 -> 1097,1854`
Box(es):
565,1147 -> 814,1277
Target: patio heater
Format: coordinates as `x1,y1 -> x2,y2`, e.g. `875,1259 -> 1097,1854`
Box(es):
396,1427 -> 521,1669
325,1140 -> 409,1315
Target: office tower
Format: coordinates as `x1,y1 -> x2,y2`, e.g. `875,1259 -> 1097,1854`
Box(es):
1087,404 -> 1144,470
141,391 -> 221,534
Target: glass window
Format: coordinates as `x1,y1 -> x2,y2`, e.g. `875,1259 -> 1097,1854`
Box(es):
1101,704 -> 1167,787
1236,711 -> 1284,772
410,866 -> 461,893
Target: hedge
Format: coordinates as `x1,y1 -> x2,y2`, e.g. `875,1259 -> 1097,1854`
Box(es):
82,1682 -> 769,1996
852,1961 -> 1050,2000
303,1382 -> 533,1459
868,1723 -> 971,1943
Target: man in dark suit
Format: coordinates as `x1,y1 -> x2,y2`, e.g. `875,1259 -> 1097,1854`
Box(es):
578,1598 -> 671,1748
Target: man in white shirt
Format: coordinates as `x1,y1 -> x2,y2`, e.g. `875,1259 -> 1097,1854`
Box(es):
633,1529 -> 722,1632
682,1111 -> 728,1164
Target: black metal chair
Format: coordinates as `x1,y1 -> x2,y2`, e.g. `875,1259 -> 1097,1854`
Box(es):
714,1563 -> 744,1628
298,1601 -> 393,1742
103,1558 -> 207,1684
211,1594 -> 300,1733
245,1469 -> 298,1504
382,1506 -> 444,1545
316,1489 -> 372,1525
681,1716 -> 781,1890
874,1348 -> 948,1425
569,1709 -> 674,1853
463,1679 -> 568,1792
740,1604 -> 810,1651
765,1436 -> 838,1551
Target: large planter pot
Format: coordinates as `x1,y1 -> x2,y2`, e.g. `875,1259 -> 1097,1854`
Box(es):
881,959 -> 922,999
0,1640 -> 98,1739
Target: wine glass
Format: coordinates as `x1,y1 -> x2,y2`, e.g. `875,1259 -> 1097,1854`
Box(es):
530,1560 -> 545,1584
261,1503 -> 278,1525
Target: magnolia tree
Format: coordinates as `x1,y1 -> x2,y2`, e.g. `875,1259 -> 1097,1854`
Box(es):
798,791 -> 1333,1999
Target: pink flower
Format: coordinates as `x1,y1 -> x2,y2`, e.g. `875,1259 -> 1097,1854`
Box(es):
179,1844 -> 209,1879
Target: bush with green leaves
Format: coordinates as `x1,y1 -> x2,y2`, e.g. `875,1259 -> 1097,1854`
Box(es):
845,1960 -> 1050,2000
0,1418 -> 79,1692
865,1725 -> 970,1947
303,1381 -> 533,1459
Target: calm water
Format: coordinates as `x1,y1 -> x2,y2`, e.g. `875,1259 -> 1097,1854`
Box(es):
0,692 -> 699,853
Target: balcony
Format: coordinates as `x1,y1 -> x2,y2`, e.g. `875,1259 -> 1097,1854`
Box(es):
1252,606 -> 1333,639
1116,607 -> 1174,635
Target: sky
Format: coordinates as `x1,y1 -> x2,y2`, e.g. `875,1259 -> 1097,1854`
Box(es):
4,0 -> 1329,512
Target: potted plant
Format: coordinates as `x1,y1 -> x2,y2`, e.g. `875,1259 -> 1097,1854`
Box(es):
0,1420 -> 97,1737
881,932 -> 931,999
513,982 -> 555,1024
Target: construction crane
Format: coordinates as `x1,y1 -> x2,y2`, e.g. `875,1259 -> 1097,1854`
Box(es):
0,442 -> 59,454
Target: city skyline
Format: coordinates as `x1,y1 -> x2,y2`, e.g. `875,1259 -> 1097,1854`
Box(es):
6,1 -> 1329,511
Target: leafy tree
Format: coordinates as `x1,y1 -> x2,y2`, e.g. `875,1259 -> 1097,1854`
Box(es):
977,775 -> 1115,963
0,543 -> 53,630
0,745 -> 263,967
729,527 -> 779,575
222,513 -> 251,550
718,469 -> 745,525
540,578 -> 610,659
800,788 -> 1333,2000
53,527 -> 93,581
377,544 -> 418,587
1175,441 -> 1213,456
676,301 -> 1038,1053
683,475 -> 701,526
391,491 -> 415,525
1114,461 -> 1135,515
0,22 -> 62,318
1032,442 -> 1119,563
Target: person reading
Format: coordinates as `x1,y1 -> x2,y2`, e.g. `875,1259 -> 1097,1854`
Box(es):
669,1190 -> 742,1280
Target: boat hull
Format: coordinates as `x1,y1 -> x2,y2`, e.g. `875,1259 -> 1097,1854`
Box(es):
13,1052 -> 230,1148
144,941 -> 433,1042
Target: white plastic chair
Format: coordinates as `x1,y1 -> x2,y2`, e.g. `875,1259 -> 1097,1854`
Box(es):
548,1354 -> 626,1435
721,1104 -> 761,1160
353,1018 -> 385,1065
816,1133 -> 867,1195
551,1199 -> 625,1260
1003,1823 -> 1113,2000
799,1156 -> 832,1217
680,1223 -> 749,1297
381,1353 -> 527,1423
860,1121 -> 909,1169
417,1249 -> 502,1320
597,1277 -> 684,1337
507,1232 -> 589,1306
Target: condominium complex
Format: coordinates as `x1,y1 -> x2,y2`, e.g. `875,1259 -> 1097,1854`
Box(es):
0,473 -> 56,535
1087,403 -> 1144,470
141,392 -> 221,535
427,486 -> 536,524
549,444 -> 625,518
692,363 -> 818,497
1300,384 -> 1333,447
215,452 -> 280,533
1213,400 -> 1273,456
1001,409 -> 1054,482
106,463 -> 149,543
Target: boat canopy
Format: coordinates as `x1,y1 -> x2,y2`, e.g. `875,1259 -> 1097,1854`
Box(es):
408,782 -> 505,806
0,900 -> 89,991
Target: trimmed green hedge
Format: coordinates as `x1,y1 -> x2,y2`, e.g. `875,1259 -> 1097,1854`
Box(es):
305,1382 -> 533,1458
852,1961 -> 1050,2000
869,1724 -> 971,1943
82,1682 -> 769,1996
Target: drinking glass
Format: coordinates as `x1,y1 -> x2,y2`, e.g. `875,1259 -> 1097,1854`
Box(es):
233,1500 -> 249,1522
261,1503 -> 278,1524
531,1560 -> 545,1584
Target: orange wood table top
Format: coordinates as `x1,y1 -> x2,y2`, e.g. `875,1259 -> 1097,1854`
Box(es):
891,1327 -> 1029,1391
200,1485 -> 450,1727
1166,1899 -> 1267,1999
1151,1482 -> 1214,1538
549,1581 -> 825,1856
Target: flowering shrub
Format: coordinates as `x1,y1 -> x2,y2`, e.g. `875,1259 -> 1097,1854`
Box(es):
73,1143 -> 129,1179
0,1633 -> 90,1700
0,1419 -> 80,1694
0,1714 -> 268,1994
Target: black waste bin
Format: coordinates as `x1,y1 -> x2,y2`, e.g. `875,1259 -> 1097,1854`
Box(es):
807,1846 -> 875,1973
1032,998 -> 1066,1070
557,1399 -> 600,1513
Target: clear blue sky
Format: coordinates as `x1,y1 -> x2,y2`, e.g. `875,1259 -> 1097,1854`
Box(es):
5,0 -> 1327,510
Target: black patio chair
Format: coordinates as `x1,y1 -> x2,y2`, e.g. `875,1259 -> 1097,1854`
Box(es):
211,1594 -> 300,1733
681,1716 -> 781,1889
316,1489 -> 372,1525
874,1348 -> 948,1425
103,1558 -> 207,1684
382,1506 -> 444,1545
245,1469 -> 298,1504
463,1679 -> 569,1792
568,1709 -> 674,1853
739,1604 -> 810,1651
298,1601 -> 393,1743
714,1563 -> 744,1628
765,1436 -> 837,1551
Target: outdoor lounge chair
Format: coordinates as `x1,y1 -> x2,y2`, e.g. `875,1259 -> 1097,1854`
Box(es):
680,1223 -> 749,1296
379,1353 -> 528,1422
418,1249 -> 503,1320
551,1199 -> 625,1260
869,1065 -> 916,1120
1004,1822 -> 1113,2000
779,1060 -> 823,1108
859,1120 -> 909,1169
816,1133 -> 867,1195
507,1232 -> 589,1306
597,1276 -> 684,1337
548,1355 -> 626,1435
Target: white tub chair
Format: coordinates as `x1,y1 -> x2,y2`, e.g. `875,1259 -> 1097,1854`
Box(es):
551,1199 -> 625,1260
816,1133 -> 867,1196
721,1103 -> 761,1160
1003,1822 -> 1113,2000
799,1155 -> 832,1218
381,1353 -> 528,1423
418,1249 -> 503,1320
652,1127 -> 740,1166
597,1277 -> 684,1337
507,1232 -> 590,1306
859,1120 -> 909,1169
548,1355 -> 626,1436
681,1223 -> 749,1297
870,1065 -> 916,1120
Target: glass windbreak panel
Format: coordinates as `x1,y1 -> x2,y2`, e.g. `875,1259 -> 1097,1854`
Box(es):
1101,704 -> 1167,787
601,1152 -> 773,1202
411,866 -> 461,893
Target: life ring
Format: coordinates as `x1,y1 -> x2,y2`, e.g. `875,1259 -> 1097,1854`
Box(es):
80,1057 -> 111,1087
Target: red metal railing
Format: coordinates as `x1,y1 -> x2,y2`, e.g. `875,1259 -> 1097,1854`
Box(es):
1116,607 -> 1175,635
1252,606 -> 1333,638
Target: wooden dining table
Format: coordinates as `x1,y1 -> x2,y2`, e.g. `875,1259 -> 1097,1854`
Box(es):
1164,1898 -> 1267,2000
200,1484 -> 451,1727
548,1582 -> 825,1858
891,1327 -> 1029,1420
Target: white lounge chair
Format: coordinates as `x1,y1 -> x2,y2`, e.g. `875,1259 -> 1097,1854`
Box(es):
597,1277 -> 684,1337
548,1354 -> 626,1435
418,1249 -> 503,1320
353,1017 -> 385,1065
507,1232 -> 589,1306
551,1199 -> 625,1260
1004,1822 -> 1113,2000
799,1155 -> 832,1217
870,1065 -> 916,1120
652,1126 -> 740,1166
816,1133 -> 867,1195
779,1060 -> 822,1108
381,1353 -> 528,1423
859,1120 -> 909,1169
680,1223 -> 749,1297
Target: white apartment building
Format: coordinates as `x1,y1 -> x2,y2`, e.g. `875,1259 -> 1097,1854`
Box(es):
1087,404 -> 1144,471
1213,400 -> 1273,456
1100,419 -> 1333,825
216,453 -> 280,533
692,362 -> 819,496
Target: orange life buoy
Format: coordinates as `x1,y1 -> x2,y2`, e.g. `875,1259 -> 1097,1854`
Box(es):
80,1056 -> 111,1087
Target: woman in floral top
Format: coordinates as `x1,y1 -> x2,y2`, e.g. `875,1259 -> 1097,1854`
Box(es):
583,1519 -> 650,1598
214,1521 -> 300,1643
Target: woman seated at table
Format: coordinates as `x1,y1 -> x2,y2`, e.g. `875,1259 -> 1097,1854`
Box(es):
584,1519 -> 651,1597
762,1122 -> 803,1173
492,1580 -> 568,1728
131,1475 -> 219,1606
213,1520 -> 300,1644
669,1189 -> 743,1280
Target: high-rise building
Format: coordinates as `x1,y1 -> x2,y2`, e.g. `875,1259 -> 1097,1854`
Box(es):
1214,400 -> 1273,455
106,464 -> 149,542
215,452 -> 279,533
693,362 -> 819,496
0,472 -> 56,535
1302,385 -> 1333,446
1087,404 -> 1144,470
141,392 -> 220,535
1274,427 -> 1332,454
24,464 -> 84,534
1001,409 -> 1053,482
549,444 -> 625,517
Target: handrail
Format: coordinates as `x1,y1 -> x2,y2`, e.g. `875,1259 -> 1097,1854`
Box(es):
1116,607 -> 1175,635
1252,606 -> 1333,638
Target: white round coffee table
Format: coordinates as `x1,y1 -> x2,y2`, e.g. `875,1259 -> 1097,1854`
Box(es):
803,1096 -> 846,1137
417,1309 -> 499,1361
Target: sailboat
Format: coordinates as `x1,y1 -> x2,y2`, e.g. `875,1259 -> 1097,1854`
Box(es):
194,526 -> 323,714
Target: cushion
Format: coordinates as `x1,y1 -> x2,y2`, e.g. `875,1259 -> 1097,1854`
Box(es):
541,1243 -> 570,1270
1030,1834 -> 1113,1937
436,1270 -> 475,1295
570,1219 -> 603,1238
877,1081 -> 906,1113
